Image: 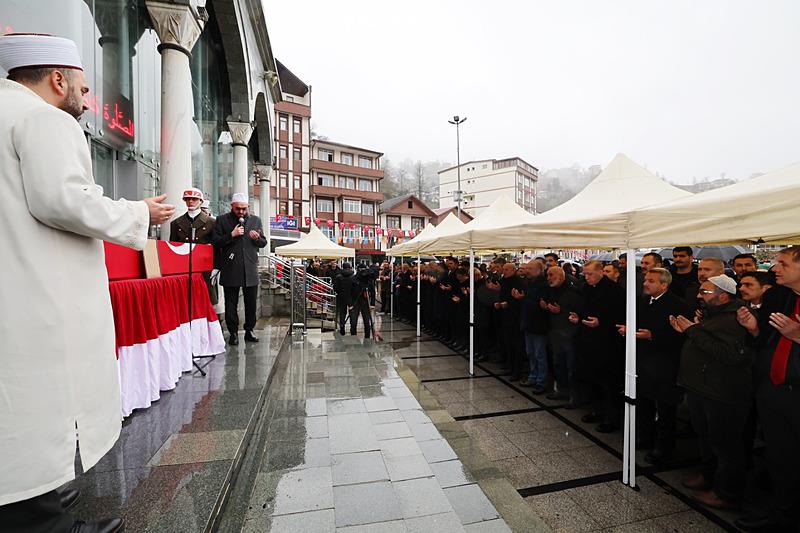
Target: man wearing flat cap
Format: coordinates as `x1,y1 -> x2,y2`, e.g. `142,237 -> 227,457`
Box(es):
671,274 -> 753,511
212,193 -> 267,345
0,33 -> 174,532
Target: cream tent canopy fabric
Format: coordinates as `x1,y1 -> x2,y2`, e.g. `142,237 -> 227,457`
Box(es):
275,224 -> 355,259
387,213 -> 466,256
420,194 -> 539,254
386,223 -> 436,256
481,153 -> 693,249
628,161 -> 800,247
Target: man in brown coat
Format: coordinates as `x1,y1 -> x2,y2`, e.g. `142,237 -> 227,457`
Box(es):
170,187 -> 217,304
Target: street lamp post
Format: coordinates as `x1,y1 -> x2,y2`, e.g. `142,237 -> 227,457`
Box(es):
448,116 -> 466,219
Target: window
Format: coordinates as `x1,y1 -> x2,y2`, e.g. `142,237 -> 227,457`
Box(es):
317,173 -> 334,186
344,226 -> 362,240
321,225 -> 335,240
279,114 -> 288,131
386,215 -> 401,229
292,118 -> 301,134
279,173 -> 288,188
411,217 -> 425,231
316,198 -> 334,212
340,152 -> 353,165
343,199 -> 361,213
358,179 -> 373,192
340,176 -> 356,190
293,202 -> 302,218
293,147 -> 301,160
279,145 -> 288,159
319,148 -> 334,161
279,201 -> 288,215
361,202 -> 374,216
517,189 -> 523,202
358,156 -> 372,169
407,200 -> 413,209
366,227 -> 375,240
293,175 -> 302,190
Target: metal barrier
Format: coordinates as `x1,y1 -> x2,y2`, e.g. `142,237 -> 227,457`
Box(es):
260,254 -> 337,331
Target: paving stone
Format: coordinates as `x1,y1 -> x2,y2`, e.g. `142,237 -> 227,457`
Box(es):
393,477 -> 454,519
444,483 -> 500,525
380,437 -> 424,459
332,451 -> 389,486
418,438 -> 458,463
368,410 -> 405,425
268,508 -> 335,532
333,481 -> 402,527
373,421 -> 413,441
404,511 -> 465,533
384,454 -> 435,482
430,459 -> 477,488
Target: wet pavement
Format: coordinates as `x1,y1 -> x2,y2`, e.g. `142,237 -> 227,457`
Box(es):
385,316 -> 753,532
233,316 -> 539,532
62,318 -> 289,532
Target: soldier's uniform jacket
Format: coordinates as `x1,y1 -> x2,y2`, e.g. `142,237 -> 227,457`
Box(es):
169,211 -> 215,244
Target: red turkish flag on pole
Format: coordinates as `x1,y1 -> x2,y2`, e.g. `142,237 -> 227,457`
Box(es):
275,214 -> 282,222
304,216 -> 311,226
326,219 -> 334,227
314,217 -> 321,225
376,227 -> 383,235
338,222 -> 345,230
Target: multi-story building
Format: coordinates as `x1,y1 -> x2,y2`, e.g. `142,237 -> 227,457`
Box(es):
377,194 -> 436,252
309,140 -> 384,257
438,157 -> 539,217
270,60 -> 311,244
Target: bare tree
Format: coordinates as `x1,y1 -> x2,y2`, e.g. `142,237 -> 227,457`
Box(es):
413,160 -> 425,199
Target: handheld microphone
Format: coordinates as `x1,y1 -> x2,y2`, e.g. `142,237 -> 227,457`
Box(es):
238,217 -> 245,226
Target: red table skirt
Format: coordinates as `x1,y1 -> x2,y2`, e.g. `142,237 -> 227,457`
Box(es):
109,274 -> 226,416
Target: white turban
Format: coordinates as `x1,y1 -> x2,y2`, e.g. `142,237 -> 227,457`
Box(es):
0,33 -> 83,73
231,193 -> 249,204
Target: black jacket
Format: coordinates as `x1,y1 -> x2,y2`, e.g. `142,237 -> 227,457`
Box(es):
519,275 -> 548,334
575,276 -> 626,381
542,283 -> 583,339
669,264 -> 699,305
752,285 -> 800,385
212,212 -> 267,287
677,299 -> 753,405
498,274 -> 524,330
637,291 -> 693,403
334,268 -> 356,307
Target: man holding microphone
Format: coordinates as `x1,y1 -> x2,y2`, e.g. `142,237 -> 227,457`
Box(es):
212,193 -> 267,345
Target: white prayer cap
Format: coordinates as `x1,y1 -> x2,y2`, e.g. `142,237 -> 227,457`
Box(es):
0,33 -> 83,73
708,274 -> 737,295
231,193 -> 249,204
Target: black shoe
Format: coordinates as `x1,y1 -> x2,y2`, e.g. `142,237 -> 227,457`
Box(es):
228,335 -> 239,346
596,423 -> 620,433
645,448 -> 673,465
546,391 -> 570,401
581,413 -> 599,424
734,512 -> 795,532
59,488 -> 80,510
70,518 -> 125,533
244,331 -> 259,343
529,385 -> 546,395
339,329 -> 345,335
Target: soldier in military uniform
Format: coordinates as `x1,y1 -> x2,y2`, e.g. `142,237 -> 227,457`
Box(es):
170,188 -> 217,304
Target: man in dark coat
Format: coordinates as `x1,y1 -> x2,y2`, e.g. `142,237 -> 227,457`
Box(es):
669,246 -> 699,305
673,275 -> 752,510
497,263 -> 526,381
333,262 -> 355,335
211,194 -> 267,345
515,260 -> 549,392
542,266 -> 583,402
735,246 -> 800,532
170,188 -> 218,304
618,268 -> 691,464
350,264 -> 375,338
570,260 -> 625,432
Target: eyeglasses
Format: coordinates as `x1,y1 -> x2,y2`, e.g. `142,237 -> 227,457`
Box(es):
698,289 -> 719,295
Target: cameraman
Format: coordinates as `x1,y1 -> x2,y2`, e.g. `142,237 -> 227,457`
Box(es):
351,262 -> 376,338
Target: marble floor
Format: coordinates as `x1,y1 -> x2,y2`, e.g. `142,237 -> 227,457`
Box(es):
234,318 -> 538,532
384,316 -> 750,533
62,321 -> 289,532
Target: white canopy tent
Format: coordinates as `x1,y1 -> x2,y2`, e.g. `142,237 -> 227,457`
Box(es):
275,224 -> 355,259
628,161 -> 800,247
386,214 -> 467,337
412,153 -> 694,488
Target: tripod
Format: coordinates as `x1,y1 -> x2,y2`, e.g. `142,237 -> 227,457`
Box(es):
188,226 -> 216,376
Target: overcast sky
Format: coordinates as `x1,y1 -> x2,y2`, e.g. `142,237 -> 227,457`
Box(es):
263,0 -> 799,183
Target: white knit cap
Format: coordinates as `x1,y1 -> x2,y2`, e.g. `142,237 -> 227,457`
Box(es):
708,274 -> 737,295
0,33 -> 83,72
231,193 -> 249,204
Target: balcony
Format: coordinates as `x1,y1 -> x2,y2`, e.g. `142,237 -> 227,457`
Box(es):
310,158 -> 384,179
309,184 -> 384,202
338,212 -> 378,225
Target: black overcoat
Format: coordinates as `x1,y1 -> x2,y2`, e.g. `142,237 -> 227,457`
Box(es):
212,212 -> 267,287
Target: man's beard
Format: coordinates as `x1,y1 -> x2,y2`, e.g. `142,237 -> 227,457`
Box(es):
59,87 -> 84,120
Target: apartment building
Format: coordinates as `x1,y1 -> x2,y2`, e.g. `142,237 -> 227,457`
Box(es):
438,157 -> 539,217
310,140 -> 384,254
271,60 -> 312,238
377,194 -> 436,252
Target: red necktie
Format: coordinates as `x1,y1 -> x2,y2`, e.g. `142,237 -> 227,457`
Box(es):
769,296 -> 800,385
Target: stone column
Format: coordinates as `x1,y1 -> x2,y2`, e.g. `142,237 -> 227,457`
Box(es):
256,163 -> 272,254
197,119 -> 217,208
145,1 -> 205,239
227,120 -> 254,197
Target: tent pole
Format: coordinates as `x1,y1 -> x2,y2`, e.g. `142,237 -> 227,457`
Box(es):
469,248 -> 475,376
623,247 -> 638,487
390,255 -> 394,320
416,254 -> 421,337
